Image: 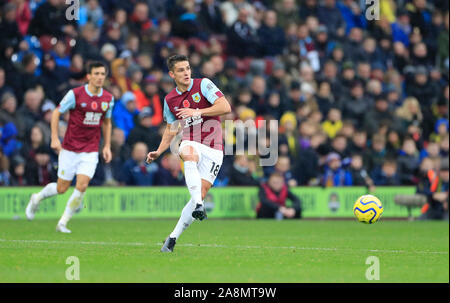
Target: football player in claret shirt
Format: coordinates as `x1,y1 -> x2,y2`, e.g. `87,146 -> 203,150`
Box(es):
146,54 -> 231,252
25,62 -> 114,233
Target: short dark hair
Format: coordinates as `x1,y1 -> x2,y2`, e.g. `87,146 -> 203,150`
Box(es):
87,61 -> 108,74
167,54 -> 189,71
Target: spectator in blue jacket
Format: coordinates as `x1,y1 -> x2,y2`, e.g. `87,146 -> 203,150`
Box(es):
391,9 -> 412,47
321,152 -> 353,187
120,142 -> 157,186
112,91 -> 139,139
371,158 -> 402,186
337,0 -> 367,34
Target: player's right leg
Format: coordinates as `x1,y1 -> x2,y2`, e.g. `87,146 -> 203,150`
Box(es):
26,178 -> 71,220
26,149 -> 76,220
161,142 -> 201,252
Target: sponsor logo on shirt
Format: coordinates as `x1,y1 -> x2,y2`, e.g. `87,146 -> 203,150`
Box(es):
192,92 -> 201,103
81,103 -> 87,108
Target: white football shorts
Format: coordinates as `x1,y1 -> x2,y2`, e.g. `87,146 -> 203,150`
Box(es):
57,149 -> 99,181
179,140 -> 224,185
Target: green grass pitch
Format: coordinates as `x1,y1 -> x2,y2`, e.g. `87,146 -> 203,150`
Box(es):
0,219 -> 448,283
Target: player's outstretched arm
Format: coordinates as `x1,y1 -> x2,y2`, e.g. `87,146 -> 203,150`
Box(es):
146,123 -> 179,164
50,109 -> 62,154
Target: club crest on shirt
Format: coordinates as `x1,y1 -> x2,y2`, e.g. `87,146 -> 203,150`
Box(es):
192,92 -> 201,103
101,102 -> 109,112
91,102 -> 98,110
183,100 -> 190,108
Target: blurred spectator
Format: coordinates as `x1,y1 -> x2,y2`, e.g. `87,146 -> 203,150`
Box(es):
36,101 -> 55,146
112,91 -> 139,138
322,107 -> 342,139
337,0 -> 366,34
271,156 -> 297,187
349,153 -> 375,190
321,152 -> 352,187
0,3 -> 23,53
79,0 -> 104,29
437,10 -> 449,70
397,137 -> 421,185
299,0 -> 319,20
133,75 -> 163,125
371,158 -> 401,186
0,92 -> 19,127
385,129 -> 402,157
24,145 -> 57,186
199,0 -> 226,36
348,130 -> 367,154
17,53 -> 40,100
341,80 -> 369,128
8,154 -> 27,186
418,158 -> 449,220
0,147 -> 11,185
256,172 -> 302,219
364,95 -> 402,137
391,8 -> 412,47
170,0 -> 201,39
430,118 -> 449,143
275,0 -> 299,29
226,8 -> 260,58
395,97 -> 423,134
73,23 -> 102,62
317,0 -> 345,39
229,154 -> 260,186
0,67 -> 14,102
363,133 -> 387,173
40,53 -> 70,103
154,153 -> 185,186
120,142 -> 157,186
28,0 -> 77,38
127,107 -> 162,152
257,10 -> 286,57
20,124 -> 45,161
330,134 -> 350,159
16,89 -> 43,140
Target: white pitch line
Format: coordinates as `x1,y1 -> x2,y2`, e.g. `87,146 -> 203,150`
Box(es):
0,238 -> 448,255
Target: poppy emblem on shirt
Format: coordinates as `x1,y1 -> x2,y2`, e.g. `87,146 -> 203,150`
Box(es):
91,102 -> 98,110
192,92 -> 201,103
101,102 -> 109,112
183,100 -> 190,108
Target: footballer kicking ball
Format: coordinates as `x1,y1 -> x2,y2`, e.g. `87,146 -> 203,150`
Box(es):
353,195 -> 383,224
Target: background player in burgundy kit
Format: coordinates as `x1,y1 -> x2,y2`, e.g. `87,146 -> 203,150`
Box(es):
25,62 -> 114,233
146,55 -> 231,252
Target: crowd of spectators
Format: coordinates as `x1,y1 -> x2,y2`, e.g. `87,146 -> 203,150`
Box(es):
0,0 -> 449,191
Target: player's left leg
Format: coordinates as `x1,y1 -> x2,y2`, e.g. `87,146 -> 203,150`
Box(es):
57,174 -> 91,233
56,151 -> 98,233
161,179 -> 213,252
